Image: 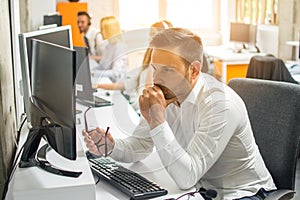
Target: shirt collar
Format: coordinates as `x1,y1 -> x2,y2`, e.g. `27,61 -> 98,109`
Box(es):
85,27 -> 97,38
180,74 -> 205,106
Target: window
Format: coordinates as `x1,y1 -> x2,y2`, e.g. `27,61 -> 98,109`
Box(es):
236,0 -> 278,25
119,0 -> 219,30
119,0 -> 221,45
119,0 -> 159,29
166,0 -> 213,29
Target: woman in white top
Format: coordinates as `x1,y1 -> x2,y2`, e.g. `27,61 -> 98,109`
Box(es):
94,20 -> 173,111
92,16 -> 127,82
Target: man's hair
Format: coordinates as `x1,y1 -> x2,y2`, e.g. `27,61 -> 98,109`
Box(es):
150,28 -> 203,67
77,11 -> 91,25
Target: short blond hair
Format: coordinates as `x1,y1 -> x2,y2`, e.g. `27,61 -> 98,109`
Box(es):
150,28 -> 203,67
100,16 -> 122,42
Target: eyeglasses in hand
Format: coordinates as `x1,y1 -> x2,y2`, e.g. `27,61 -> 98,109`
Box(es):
84,106 -> 113,157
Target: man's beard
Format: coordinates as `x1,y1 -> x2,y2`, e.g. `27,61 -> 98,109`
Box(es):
154,83 -> 176,100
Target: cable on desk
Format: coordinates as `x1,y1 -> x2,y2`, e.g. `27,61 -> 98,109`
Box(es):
95,174 -> 101,185
16,113 -> 27,148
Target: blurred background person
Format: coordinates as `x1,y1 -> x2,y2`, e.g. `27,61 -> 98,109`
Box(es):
94,20 -> 173,112
77,11 -> 103,62
92,16 -> 127,83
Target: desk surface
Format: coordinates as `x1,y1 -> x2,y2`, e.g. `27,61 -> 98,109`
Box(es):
205,46 -> 265,63
8,128 -> 96,200
9,90 -> 200,200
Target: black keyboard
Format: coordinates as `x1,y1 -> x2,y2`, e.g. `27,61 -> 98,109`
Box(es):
94,95 -> 112,104
88,157 -> 168,200
76,97 -> 112,107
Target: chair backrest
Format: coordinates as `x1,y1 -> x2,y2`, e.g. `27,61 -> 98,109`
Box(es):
247,55 -> 298,84
228,78 -> 300,190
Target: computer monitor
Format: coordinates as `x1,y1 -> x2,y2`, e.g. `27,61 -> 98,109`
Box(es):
256,24 -> 279,56
74,46 -> 112,108
44,14 -> 62,27
74,46 -> 94,102
19,25 -> 72,123
19,39 -> 81,177
229,22 -> 257,50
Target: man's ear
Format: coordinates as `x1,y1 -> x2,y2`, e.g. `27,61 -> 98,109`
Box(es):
190,61 -> 201,78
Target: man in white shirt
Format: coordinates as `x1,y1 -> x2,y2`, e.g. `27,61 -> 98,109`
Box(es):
77,11 -> 103,62
82,28 -> 276,199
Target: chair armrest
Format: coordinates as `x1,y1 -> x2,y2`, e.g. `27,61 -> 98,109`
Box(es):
265,189 -> 295,200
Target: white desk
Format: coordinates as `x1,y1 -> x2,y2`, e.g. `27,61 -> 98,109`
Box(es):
76,90 -> 199,200
8,89 -> 201,200
8,90 -> 198,200
206,46 -> 265,84
8,129 -> 96,200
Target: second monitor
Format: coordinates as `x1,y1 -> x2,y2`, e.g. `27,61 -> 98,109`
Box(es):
74,46 -> 112,108
229,22 -> 257,52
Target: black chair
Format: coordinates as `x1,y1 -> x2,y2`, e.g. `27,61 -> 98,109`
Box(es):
247,55 -> 298,84
228,78 -> 300,199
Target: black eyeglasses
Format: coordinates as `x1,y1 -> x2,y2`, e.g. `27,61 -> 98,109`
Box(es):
84,106 -> 113,157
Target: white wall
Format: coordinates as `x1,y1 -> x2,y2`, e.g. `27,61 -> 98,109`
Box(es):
29,0 -> 56,30
277,0 -> 300,60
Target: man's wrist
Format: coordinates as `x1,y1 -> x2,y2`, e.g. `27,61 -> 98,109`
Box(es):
149,119 -> 165,130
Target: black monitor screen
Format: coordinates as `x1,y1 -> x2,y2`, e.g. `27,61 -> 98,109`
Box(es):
19,25 -> 72,123
24,28 -> 71,83
31,39 -> 76,160
74,46 -> 94,101
44,14 -> 62,26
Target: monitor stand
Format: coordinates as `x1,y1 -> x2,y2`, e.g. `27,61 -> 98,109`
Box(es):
19,127 -> 82,178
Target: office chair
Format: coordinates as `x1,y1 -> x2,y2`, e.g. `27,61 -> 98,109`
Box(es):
228,78 -> 300,200
246,55 -> 298,84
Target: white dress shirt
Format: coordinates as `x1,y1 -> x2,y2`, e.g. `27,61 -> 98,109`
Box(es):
110,73 -> 276,200
84,27 -> 103,57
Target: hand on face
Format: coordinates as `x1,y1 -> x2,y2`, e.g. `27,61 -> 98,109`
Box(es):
82,127 -> 115,157
139,85 -> 177,129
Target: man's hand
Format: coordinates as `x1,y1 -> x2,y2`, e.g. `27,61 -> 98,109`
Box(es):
139,85 -> 177,129
82,127 -> 115,157
89,55 -> 102,62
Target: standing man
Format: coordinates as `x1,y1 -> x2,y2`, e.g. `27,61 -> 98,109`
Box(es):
83,28 -> 276,199
77,11 -> 103,62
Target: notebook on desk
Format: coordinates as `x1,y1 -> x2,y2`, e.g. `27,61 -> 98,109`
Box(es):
74,46 -> 112,107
